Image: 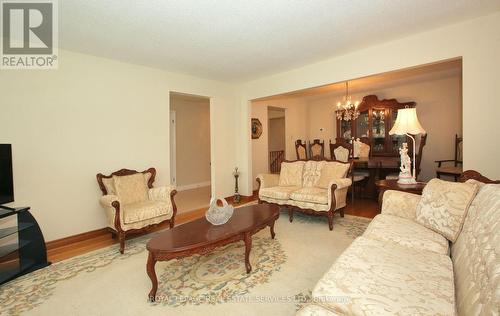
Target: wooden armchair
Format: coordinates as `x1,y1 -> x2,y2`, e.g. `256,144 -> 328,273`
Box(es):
295,139 -> 308,160
96,168 -> 177,254
435,134 -> 463,181
308,139 -> 325,160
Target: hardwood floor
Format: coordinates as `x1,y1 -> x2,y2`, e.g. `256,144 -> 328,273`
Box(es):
47,197 -> 379,263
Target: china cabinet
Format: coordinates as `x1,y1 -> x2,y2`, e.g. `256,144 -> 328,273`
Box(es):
336,95 -> 416,156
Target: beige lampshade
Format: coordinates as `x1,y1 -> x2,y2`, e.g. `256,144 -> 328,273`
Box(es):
389,108 -> 426,135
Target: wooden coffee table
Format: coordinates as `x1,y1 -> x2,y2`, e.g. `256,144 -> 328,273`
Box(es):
145,203 -> 280,301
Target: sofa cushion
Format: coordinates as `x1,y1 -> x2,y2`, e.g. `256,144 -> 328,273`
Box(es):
259,186 -> 300,200
296,303 -> 340,315
316,162 -> 350,189
451,183 -> 500,316
313,237 -> 455,316
302,160 -> 323,187
363,214 -> 449,255
416,178 -> 478,242
290,187 -> 328,204
122,200 -> 172,224
279,161 -> 305,187
113,173 -> 149,205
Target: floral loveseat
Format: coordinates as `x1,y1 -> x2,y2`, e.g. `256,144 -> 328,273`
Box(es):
297,171 -> 499,315
257,160 -> 352,230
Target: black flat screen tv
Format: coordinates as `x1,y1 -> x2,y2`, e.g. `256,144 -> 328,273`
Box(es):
0,144 -> 14,205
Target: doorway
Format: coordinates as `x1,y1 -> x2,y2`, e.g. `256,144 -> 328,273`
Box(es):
267,107 -> 286,173
169,92 -> 211,213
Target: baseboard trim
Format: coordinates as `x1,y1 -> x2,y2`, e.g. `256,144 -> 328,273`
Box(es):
46,193 -> 257,254
46,227 -> 109,250
176,181 -> 211,191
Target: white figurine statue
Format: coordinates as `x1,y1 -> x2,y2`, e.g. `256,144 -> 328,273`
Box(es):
397,143 -> 415,184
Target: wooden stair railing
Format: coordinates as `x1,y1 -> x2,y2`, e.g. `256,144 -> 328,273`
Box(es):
269,150 -> 285,173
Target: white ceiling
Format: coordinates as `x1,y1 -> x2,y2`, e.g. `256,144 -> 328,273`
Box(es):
60,1 -> 500,82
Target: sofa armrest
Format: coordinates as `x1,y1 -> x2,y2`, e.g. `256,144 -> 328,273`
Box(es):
99,195 -> 123,229
100,194 -> 120,208
256,173 -> 280,190
148,185 -> 176,203
329,178 -> 352,190
327,178 -> 352,209
381,190 -> 421,221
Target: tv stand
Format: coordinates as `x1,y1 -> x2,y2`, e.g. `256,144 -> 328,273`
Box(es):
0,206 -> 51,285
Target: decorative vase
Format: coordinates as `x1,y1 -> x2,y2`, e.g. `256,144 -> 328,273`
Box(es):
205,197 -> 234,225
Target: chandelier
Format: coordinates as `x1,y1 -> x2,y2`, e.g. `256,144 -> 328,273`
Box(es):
335,81 -> 360,121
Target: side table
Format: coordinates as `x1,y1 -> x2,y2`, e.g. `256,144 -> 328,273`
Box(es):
375,179 -> 427,211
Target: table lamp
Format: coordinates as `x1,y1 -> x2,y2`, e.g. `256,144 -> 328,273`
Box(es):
389,107 -> 426,184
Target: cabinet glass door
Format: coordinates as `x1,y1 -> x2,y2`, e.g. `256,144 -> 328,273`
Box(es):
340,120 -> 352,142
355,110 -> 369,138
371,108 -> 386,153
390,109 -> 405,154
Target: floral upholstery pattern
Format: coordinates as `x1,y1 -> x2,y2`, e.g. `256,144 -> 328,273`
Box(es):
416,178 -> 478,242
363,214 -> 449,255
259,186 -> 300,200
122,200 -> 172,224
297,146 -> 307,159
316,162 -> 350,189
297,303 -> 341,315
358,142 -> 370,158
312,237 -> 455,316
256,173 -> 280,189
333,146 -> 349,162
148,185 -> 175,201
113,173 -> 149,205
381,190 -> 421,221
302,161 -> 324,187
291,187 -> 329,204
102,177 -> 116,195
451,184 -> 500,316
279,161 -> 305,187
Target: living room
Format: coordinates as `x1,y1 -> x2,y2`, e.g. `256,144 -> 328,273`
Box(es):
0,1 -> 499,315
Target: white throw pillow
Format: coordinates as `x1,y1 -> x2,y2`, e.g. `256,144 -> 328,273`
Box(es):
279,161 -> 305,187
113,173 -> 149,205
416,178 -> 479,242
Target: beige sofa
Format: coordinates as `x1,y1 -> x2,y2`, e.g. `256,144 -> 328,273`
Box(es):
257,160 -> 352,230
297,174 -> 499,315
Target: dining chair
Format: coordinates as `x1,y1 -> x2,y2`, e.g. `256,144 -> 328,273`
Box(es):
435,134 -> 462,181
295,139 -> 308,160
308,139 -> 325,160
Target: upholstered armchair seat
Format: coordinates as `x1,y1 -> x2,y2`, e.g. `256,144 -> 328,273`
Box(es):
97,168 -> 177,253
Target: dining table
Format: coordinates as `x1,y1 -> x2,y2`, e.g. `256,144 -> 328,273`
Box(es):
350,156 -> 401,199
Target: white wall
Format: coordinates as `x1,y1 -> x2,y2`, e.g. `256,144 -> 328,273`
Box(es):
251,98 -> 308,189
0,49 -> 237,241
239,12 -> 500,195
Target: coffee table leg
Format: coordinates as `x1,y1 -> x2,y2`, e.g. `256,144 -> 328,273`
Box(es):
244,232 -> 252,273
146,252 -> 158,302
270,221 -> 276,239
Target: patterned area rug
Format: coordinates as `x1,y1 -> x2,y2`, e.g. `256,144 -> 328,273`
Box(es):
0,209 -> 370,316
